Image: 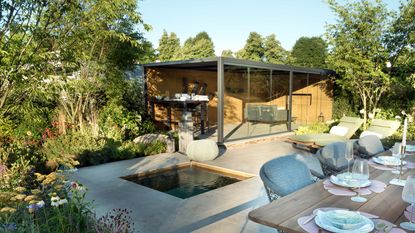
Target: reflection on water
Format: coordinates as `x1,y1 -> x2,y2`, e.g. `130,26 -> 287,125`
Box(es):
124,167 -> 242,199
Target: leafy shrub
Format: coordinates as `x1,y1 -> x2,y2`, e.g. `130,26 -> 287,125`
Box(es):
143,141 -> 167,156
375,109 -> 399,120
41,129 -> 165,168
0,116 -> 14,138
41,131 -> 106,169
295,122 -> 330,135
382,121 -> 415,148
332,95 -> 359,119
99,102 -> 156,141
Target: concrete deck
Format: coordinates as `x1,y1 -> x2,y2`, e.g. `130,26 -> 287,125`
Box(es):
69,140 -> 301,233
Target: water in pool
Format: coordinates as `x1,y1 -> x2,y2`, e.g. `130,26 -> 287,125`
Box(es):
123,165 -> 243,199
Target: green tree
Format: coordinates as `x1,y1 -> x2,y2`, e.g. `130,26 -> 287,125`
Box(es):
387,0 -> 415,85
264,34 -> 287,64
221,50 -> 234,57
157,30 -> 180,61
177,31 -> 215,59
326,0 -> 393,128
291,37 -> 327,68
236,32 -> 264,61
52,0 -> 150,135
0,0 -> 152,138
0,0 -> 67,113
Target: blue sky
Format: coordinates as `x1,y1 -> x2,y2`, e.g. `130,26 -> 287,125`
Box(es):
138,0 -> 401,55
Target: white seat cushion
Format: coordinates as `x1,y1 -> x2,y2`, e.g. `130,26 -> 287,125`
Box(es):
329,126 -> 349,137
360,130 -> 383,139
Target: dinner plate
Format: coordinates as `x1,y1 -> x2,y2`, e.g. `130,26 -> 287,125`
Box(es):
406,145 -> 415,153
373,156 -> 406,166
330,174 -> 371,188
315,210 -> 374,233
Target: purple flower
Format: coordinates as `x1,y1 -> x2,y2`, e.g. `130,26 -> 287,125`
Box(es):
1,223 -> 17,231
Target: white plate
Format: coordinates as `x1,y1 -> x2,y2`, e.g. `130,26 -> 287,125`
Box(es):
373,156 -> 406,166
330,174 -> 371,188
315,210 -> 374,233
406,145 -> 415,152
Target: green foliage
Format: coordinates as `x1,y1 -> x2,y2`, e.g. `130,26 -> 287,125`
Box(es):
291,37 -> 327,68
264,34 -> 287,64
221,50 -> 234,58
332,93 -> 359,119
40,129 -> 165,168
295,122 -> 330,135
236,32 -> 265,61
382,121 -> 415,148
157,31 -> 181,61
326,0 -> 393,127
0,166 -> 134,233
143,141 -> 167,156
177,32 -> 215,59
387,0 -> 415,83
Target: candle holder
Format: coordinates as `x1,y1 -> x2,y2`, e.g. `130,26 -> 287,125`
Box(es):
390,144 -> 407,186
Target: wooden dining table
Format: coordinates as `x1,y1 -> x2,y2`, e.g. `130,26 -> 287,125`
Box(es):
248,150 -> 415,233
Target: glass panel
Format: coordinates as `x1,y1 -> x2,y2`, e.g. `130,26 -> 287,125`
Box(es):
291,72 -> 309,128
270,70 -> 291,133
223,65 -> 249,140
241,68 -> 272,139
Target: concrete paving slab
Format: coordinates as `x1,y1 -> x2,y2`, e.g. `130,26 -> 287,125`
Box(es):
69,141 -> 301,233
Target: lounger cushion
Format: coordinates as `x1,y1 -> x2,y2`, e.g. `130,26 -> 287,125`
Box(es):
329,126 -> 349,137
289,134 -> 345,147
360,119 -> 400,139
360,131 -> 383,139
337,116 -> 365,139
289,116 -> 364,147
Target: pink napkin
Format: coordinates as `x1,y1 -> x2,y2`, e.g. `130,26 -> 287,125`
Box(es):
323,179 -> 386,196
297,209 -> 406,233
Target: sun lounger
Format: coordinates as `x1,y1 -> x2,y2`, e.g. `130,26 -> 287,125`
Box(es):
287,116 -> 364,150
359,118 -> 400,139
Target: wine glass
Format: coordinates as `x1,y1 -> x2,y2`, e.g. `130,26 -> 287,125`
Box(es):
401,175 -> 415,231
391,143 -> 403,174
345,140 -> 354,177
351,159 -> 369,202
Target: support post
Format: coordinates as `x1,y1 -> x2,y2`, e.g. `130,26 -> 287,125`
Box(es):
217,57 -> 225,143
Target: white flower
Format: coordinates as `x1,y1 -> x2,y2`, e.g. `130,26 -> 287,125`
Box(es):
51,201 -> 59,207
51,196 -> 60,202
36,200 -> 45,208
396,116 -> 402,119
58,198 -> 68,205
402,110 -> 407,115
359,109 -> 366,113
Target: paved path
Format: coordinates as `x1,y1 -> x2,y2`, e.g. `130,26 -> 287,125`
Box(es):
69,140 -> 303,233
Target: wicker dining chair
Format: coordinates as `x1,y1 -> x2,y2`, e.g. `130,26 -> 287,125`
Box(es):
259,154 -> 316,202
315,141 -> 350,176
